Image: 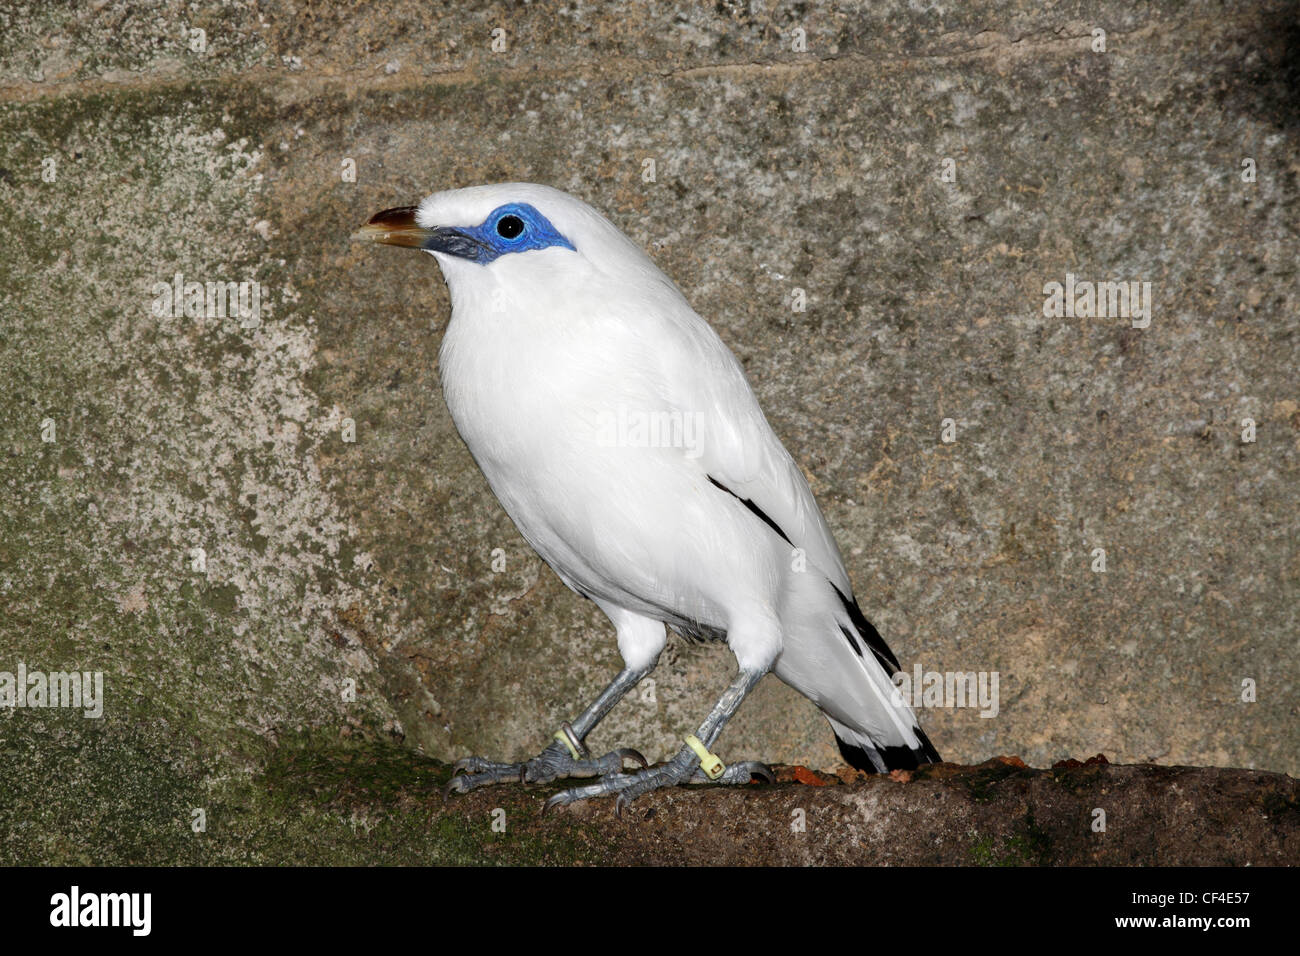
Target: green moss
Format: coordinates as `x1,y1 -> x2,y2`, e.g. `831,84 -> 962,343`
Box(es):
968,813 -> 1053,867
968,835 -> 1000,866
1,726 -> 619,865
963,762 -> 1031,802
197,582 -> 239,615
0,724 -> 209,866
259,737 -> 451,804
247,739 -> 616,865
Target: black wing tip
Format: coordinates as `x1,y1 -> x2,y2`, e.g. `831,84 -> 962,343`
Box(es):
836,731 -> 942,774
914,726 -> 943,764
830,583 -> 902,673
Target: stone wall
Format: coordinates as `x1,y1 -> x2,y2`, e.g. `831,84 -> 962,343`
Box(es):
1,1 -> 1296,861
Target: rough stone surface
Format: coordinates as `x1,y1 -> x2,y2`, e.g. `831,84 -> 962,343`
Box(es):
0,1 -> 1296,863
2,746 -> 1295,866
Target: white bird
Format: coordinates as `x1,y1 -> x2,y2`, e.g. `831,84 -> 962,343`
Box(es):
356,183 -> 939,811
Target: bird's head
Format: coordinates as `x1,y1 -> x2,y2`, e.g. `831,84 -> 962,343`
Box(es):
355,183 -> 670,314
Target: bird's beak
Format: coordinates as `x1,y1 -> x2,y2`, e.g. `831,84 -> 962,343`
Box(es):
354,206 -> 493,261
353,206 -> 434,248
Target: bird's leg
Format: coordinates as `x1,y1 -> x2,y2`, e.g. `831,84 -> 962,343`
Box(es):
445,664 -> 652,796
544,667 -> 774,814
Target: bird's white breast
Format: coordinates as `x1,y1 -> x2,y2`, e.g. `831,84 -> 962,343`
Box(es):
433,251 -> 775,629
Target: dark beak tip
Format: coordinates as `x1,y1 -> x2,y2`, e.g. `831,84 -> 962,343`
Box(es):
366,205 -> 419,226
354,205 -> 432,248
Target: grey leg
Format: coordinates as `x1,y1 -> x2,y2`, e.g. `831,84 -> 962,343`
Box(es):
445,663 -> 654,797
543,667 -> 775,815
569,664 -> 648,738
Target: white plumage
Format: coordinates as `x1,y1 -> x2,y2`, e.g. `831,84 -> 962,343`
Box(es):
360,182 -> 938,805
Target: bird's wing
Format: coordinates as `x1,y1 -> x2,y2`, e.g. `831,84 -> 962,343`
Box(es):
652,306 -> 854,595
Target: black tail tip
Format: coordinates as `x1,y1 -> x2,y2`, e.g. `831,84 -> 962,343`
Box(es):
836,729 -> 942,774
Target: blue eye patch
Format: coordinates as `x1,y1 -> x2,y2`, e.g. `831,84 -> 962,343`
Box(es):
425,203 -> 576,264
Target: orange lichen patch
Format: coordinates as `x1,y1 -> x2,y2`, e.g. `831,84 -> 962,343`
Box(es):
772,764 -> 837,785
888,769 -> 913,783
793,766 -> 829,787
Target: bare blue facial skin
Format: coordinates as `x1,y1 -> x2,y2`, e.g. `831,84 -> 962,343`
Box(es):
422,203 -> 576,264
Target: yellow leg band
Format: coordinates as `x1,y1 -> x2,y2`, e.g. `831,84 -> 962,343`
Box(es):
685,734 -> 725,780
554,724 -> 583,761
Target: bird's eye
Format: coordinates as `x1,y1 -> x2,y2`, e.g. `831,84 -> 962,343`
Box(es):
496,215 -> 525,239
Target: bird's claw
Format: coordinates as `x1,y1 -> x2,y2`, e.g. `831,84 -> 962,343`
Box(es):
444,764 -> 523,801
451,755 -> 519,777
614,746 -> 650,770
444,740 -> 649,798
543,748 -> 774,816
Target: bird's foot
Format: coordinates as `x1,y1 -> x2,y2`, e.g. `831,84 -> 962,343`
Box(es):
444,733 -> 648,798
543,742 -> 774,817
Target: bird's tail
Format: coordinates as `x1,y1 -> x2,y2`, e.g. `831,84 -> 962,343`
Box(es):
829,717 -> 943,774
773,575 -> 941,774
828,584 -> 941,773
